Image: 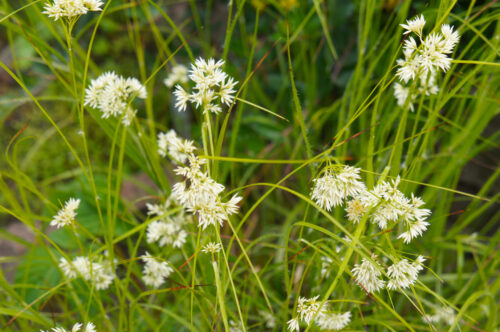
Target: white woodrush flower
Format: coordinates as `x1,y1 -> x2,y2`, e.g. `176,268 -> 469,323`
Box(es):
201,242 -> 222,254
393,83 -> 415,111
172,58 -> 238,114
311,166 -> 365,211
424,307 -> 456,326
219,77 -> 238,105
387,255 -> 426,290
259,310 -> 276,328
316,311 -> 351,330
41,322 -> 97,332
173,85 -> 190,112
395,15 -> 459,109
229,320 -> 244,332
287,317 -> 300,332
400,14 -> 426,36
50,198 -> 80,228
84,72 -> 146,126
59,255 -> 115,290
146,219 -> 187,248
296,296 -> 328,325
43,0 -> 103,21
345,196 -> 368,223
173,155 -> 241,229
141,252 -> 174,288
146,201 -> 188,248
441,24 -> 460,53
157,129 -> 196,164
398,194 -> 431,243
164,64 -> 188,88
359,177 -> 407,230
290,296 -> 350,331
352,256 -> 385,293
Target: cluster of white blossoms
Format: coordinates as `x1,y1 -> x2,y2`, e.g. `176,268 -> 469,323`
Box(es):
311,166 -> 365,211
287,296 -> 351,331
351,254 -> 426,292
43,0 -> 103,21
141,252 -> 174,288
50,198 -> 80,228
59,255 -> 115,290
351,255 -> 385,293
172,153 -> 242,229
201,242 -> 222,254
164,64 -> 188,88
173,58 -> 237,114
145,200 -> 188,248
41,322 -> 96,332
387,255 -> 426,289
84,72 -> 147,126
157,129 -> 196,164
259,310 -> 276,329
311,166 -> 432,243
423,306 -> 456,326
394,15 -> 460,110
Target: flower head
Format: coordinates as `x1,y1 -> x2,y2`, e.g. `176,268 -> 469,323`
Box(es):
287,317 -> 300,332
387,255 -> 426,290
311,165 -> 365,211
84,72 -> 146,126
146,201 -> 188,248
164,64 -> 188,88
401,14 -> 426,36
59,255 -> 115,290
141,252 -> 174,288
352,256 -> 385,293
201,242 -> 223,254
316,312 -> 351,331
41,322 -> 97,332
157,129 -> 196,164
397,194 -> 431,243
43,0 -> 104,21
394,14 -> 459,110
172,155 -> 241,229
50,198 -> 80,228
172,58 -> 238,114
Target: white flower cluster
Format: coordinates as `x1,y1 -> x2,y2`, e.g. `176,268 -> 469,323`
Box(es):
41,322 -> 96,332
259,310 -> 276,329
287,296 -> 351,331
311,166 -> 365,211
173,58 -> 237,114
59,255 -> 115,290
84,72 -> 147,126
146,200 -> 188,248
50,198 -> 80,228
387,255 -> 426,289
423,306 -> 456,326
394,15 -> 460,110
141,252 -> 174,288
43,0 -> 103,21
351,255 -> 385,293
157,129 -> 196,164
311,166 -> 432,243
173,154 -> 242,229
164,64 -> 188,88
352,255 -> 426,293
201,242 -> 222,254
